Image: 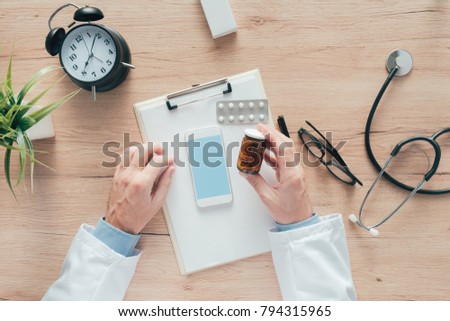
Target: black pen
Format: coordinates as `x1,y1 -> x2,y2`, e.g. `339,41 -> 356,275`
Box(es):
277,115 -> 290,138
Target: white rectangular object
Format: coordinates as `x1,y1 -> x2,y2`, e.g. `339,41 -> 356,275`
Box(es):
200,0 -> 238,39
134,70 -> 275,275
26,105 -> 55,141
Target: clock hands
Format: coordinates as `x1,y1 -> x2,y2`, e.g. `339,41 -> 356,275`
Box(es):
92,56 -> 103,63
81,33 -> 101,73
90,33 -> 97,53
88,34 -> 99,102
80,33 -> 94,73
82,35 -> 90,54
82,51 -> 94,72
80,34 -> 92,72
82,57 -> 91,72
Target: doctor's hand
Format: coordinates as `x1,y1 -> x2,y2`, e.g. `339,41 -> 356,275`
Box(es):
241,123 -> 313,225
105,144 -> 175,235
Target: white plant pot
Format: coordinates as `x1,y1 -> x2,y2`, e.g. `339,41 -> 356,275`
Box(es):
24,105 -> 55,141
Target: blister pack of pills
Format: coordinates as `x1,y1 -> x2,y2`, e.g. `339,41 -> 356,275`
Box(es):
216,99 -> 268,125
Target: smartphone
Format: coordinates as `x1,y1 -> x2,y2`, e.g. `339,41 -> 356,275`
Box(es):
185,126 -> 233,208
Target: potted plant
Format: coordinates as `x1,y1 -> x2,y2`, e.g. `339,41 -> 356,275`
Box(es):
1,53 -> 79,198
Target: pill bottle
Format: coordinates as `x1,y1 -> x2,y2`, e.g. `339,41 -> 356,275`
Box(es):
237,129 -> 266,174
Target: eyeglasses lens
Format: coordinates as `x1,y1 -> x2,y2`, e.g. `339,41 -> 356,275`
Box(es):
300,131 -> 323,159
326,162 -> 355,184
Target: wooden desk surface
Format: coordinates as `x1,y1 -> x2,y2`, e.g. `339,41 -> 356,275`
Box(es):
1,0 -> 449,300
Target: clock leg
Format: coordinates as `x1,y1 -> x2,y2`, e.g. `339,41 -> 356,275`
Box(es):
121,62 -> 135,69
92,85 -> 97,101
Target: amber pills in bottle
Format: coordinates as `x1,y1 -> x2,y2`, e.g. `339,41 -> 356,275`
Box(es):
237,129 -> 266,175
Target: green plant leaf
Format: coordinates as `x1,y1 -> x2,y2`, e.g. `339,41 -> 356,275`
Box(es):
0,140 -> 19,150
16,128 -> 27,187
4,51 -> 15,106
1,139 -> 50,167
12,73 -> 67,128
4,104 -> 31,129
18,116 -> 37,132
11,105 -> 32,128
5,52 -> 13,95
27,89 -> 80,123
0,95 -> 8,118
0,130 -> 17,142
20,75 -> 65,109
1,96 -> 6,107
0,113 -> 13,130
24,133 -> 34,194
4,146 -> 18,201
5,104 -> 21,124
16,65 -> 60,105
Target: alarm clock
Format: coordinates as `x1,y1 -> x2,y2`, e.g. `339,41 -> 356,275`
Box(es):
45,3 -> 134,100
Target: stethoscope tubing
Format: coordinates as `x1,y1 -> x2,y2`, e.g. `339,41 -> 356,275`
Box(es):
364,67 -> 450,195
358,131 -> 442,232
357,155 -> 426,231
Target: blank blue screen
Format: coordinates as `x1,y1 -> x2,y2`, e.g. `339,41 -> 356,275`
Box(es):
188,135 -> 231,199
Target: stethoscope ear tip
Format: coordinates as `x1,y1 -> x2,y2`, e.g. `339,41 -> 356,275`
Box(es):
348,214 -> 379,236
348,214 -> 358,224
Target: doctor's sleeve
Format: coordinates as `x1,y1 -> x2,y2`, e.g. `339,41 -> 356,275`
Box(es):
269,214 -> 357,301
42,224 -> 141,301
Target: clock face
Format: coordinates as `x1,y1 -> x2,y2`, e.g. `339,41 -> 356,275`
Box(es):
60,25 -> 117,83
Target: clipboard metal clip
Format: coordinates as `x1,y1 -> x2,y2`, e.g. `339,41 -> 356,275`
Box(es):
166,78 -> 233,110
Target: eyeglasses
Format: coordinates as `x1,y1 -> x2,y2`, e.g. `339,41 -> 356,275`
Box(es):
298,121 -> 363,186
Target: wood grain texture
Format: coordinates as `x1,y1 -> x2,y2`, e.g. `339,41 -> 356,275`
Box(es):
1,0 -> 449,300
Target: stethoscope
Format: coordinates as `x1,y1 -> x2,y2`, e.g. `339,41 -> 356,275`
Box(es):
349,49 -> 450,236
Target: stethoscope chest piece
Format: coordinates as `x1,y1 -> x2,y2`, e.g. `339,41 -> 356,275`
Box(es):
386,49 -> 413,76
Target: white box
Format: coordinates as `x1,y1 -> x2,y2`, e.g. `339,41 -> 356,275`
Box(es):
25,105 -> 55,141
201,0 -> 238,39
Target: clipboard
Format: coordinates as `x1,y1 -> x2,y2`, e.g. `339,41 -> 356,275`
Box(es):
134,69 -> 276,275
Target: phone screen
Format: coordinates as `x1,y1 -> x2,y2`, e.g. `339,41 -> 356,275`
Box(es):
187,133 -> 232,206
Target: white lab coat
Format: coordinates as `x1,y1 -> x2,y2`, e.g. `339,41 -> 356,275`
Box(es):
43,214 -> 356,300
